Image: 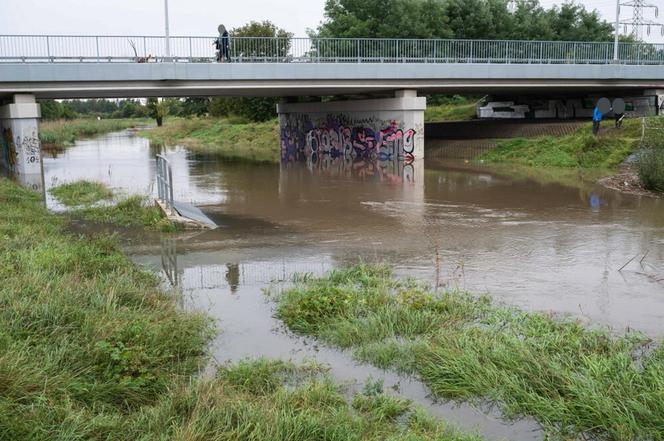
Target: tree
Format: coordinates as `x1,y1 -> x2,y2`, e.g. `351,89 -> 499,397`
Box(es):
231,20 -> 294,61
315,0 -> 615,42
147,98 -> 168,127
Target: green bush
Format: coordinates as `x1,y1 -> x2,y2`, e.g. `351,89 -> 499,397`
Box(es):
636,147 -> 664,192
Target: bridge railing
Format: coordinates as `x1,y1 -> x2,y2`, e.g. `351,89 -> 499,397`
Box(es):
1,35 -> 664,65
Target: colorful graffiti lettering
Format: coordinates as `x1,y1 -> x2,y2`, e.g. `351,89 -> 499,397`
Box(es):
280,114 -> 416,163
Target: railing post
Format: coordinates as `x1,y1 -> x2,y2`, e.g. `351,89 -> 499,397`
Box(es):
96,36 -> 100,63
316,38 -> 320,63
189,37 -> 193,62
143,37 -> 147,60
167,164 -> 174,209
470,40 -> 473,63
357,38 -> 360,63
46,36 -> 51,62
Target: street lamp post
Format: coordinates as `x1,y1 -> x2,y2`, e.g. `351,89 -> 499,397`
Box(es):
614,0 -> 621,61
164,0 -> 171,60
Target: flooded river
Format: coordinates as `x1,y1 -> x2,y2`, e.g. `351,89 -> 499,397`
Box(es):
42,130 -> 664,440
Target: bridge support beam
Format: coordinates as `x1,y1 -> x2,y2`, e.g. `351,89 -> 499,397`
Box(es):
278,90 -> 426,164
0,94 -> 43,191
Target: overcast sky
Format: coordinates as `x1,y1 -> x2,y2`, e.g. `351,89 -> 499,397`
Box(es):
1,0 -> 662,43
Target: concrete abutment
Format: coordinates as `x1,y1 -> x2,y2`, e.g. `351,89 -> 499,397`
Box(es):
278,90 -> 426,163
0,94 -> 43,192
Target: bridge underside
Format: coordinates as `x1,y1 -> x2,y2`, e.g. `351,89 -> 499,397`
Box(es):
2,63 -> 664,99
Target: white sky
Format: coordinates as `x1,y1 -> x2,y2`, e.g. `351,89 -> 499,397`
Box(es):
0,0 -> 662,43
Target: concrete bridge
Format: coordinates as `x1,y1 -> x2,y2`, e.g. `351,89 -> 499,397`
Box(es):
2,35 -> 664,189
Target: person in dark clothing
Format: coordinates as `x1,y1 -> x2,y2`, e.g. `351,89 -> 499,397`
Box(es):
615,112 -> 624,128
214,25 -> 230,62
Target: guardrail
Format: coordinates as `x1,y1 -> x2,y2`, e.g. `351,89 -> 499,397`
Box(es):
156,154 -> 174,212
1,35 -> 664,65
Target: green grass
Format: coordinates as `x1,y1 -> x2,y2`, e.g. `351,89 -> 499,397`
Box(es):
636,117 -> 664,192
425,97 -> 479,122
0,177 -> 213,439
138,117 -> 281,163
480,118 -> 642,169
0,178 -> 485,440
129,359 -> 481,441
276,264 -> 664,440
49,180 -> 113,207
50,181 -> 176,231
76,195 -> 175,231
39,118 -> 148,147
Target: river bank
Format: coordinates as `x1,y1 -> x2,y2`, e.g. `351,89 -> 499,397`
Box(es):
138,117 -> 281,163
39,118 -> 149,148
1,177 -> 493,440
276,265 -> 664,440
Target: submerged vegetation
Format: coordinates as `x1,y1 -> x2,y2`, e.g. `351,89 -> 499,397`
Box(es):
480,118 -> 642,169
39,118 -> 147,147
1,178 -> 483,440
276,265 -> 664,440
49,180 -> 113,207
138,117 -> 281,163
50,181 -> 175,231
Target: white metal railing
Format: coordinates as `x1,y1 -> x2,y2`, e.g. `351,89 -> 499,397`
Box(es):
1,35 -> 664,65
156,154 -> 174,211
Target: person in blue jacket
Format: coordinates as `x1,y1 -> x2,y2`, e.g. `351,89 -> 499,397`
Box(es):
592,106 -> 602,135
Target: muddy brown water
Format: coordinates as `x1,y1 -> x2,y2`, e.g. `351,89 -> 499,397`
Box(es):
42,130 -> 664,440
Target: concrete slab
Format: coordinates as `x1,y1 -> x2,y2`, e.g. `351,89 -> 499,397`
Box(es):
173,201 -> 217,228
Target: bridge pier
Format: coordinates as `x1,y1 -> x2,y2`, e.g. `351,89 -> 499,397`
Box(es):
0,94 -> 43,192
278,90 -> 426,166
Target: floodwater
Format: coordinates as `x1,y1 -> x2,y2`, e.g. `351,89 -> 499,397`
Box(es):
42,130 -> 664,440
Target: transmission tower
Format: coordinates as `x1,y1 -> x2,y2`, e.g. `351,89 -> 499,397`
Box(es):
619,0 -> 664,40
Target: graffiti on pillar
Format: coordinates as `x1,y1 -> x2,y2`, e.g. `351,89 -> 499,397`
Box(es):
1,128 -> 17,170
280,114 -> 416,164
16,130 -> 41,165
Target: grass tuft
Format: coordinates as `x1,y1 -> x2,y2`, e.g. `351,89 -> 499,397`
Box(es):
50,180 -> 113,207
77,195 -> 176,231
276,265 -> 664,440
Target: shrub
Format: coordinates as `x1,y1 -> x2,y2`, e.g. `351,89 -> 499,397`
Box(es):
636,147 -> 664,192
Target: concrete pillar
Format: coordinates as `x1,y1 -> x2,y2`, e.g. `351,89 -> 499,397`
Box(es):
278,90 -> 426,164
643,89 -> 664,115
0,94 -> 43,191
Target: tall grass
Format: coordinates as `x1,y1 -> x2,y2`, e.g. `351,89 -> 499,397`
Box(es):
0,177 -> 213,439
276,265 -> 664,440
39,118 -> 147,147
138,117 -> 281,163
636,117 -> 664,192
481,118 -> 642,169
425,96 -> 479,122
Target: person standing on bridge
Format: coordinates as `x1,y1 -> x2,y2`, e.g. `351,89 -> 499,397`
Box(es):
214,25 -> 231,63
592,106 -> 602,135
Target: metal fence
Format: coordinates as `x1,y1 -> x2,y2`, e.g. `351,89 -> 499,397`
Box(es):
2,35 -> 664,65
156,154 -> 174,211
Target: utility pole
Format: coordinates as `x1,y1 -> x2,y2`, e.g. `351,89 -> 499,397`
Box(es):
164,0 -> 171,60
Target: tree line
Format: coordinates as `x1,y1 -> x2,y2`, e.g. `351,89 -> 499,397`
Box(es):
41,0 -> 621,123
